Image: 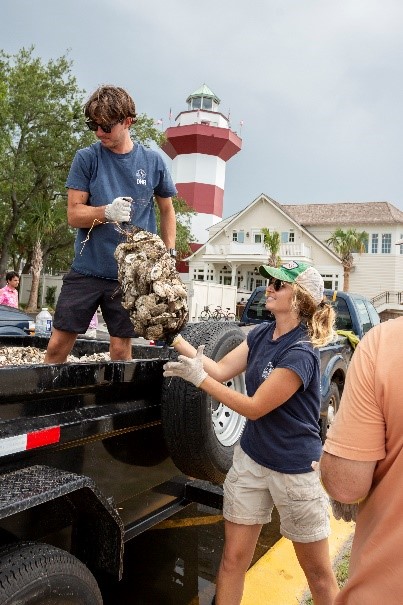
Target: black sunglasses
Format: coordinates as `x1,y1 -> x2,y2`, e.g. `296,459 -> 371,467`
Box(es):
266,277 -> 286,291
85,119 -> 122,133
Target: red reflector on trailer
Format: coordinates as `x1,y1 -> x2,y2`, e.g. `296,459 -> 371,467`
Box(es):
26,426 -> 61,449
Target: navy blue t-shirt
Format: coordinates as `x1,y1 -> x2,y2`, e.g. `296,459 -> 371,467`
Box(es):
66,141 -> 177,279
240,322 -> 322,473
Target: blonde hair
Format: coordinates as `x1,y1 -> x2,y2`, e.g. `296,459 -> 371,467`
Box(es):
291,284 -> 336,347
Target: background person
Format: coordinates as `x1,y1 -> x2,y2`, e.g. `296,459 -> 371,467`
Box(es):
0,271 -> 20,308
164,262 -> 339,605
45,85 -> 177,364
319,317 -> 403,604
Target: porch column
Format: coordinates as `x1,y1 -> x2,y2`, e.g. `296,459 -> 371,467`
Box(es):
231,264 -> 238,287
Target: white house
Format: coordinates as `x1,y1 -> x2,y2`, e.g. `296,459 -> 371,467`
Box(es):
186,194 -> 403,318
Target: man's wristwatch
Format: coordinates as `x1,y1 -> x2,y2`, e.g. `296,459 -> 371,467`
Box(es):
168,248 -> 177,258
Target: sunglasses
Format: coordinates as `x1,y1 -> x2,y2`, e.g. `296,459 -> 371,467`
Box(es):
85,119 -> 122,133
266,277 -> 286,291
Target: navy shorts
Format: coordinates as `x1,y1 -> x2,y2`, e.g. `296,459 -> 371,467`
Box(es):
53,270 -> 136,338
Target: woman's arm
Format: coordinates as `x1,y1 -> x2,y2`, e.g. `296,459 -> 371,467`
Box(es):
164,341 -> 303,420
172,335 -> 248,382
199,367 -> 302,420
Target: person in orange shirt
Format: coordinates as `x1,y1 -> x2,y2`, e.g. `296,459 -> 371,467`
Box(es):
0,271 -> 20,308
320,317 -> 403,604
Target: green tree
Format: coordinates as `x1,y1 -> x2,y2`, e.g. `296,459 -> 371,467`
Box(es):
133,114 -> 166,148
155,196 -> 195,257
261,228 -> 282,267
0,46 -> 91,284
325,228 -> 368,292
0,46 -> 181,287
24,193 -> 69,311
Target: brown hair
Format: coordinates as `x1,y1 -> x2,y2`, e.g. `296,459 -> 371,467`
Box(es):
291,284 -> 336,347
84,85 -> 137,124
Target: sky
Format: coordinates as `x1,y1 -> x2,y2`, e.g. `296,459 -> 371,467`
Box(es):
2,0 -> 403,218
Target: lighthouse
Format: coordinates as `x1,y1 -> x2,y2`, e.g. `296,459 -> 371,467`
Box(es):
162,85 -> 242,255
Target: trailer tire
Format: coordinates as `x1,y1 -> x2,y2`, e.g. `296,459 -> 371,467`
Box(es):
0,541 -> 103,605
321,381 -> 340,443
161,321 -> 247,484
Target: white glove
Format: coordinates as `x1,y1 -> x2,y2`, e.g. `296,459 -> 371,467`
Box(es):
163,345 -> 208,387
105,197 -> 132,222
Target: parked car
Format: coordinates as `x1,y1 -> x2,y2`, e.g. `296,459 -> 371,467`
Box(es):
0,304 -> 35,336
239,287 -> 380,339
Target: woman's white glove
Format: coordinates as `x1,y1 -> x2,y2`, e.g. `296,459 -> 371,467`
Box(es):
163,345 -> 208,387
105,197 -> 132,222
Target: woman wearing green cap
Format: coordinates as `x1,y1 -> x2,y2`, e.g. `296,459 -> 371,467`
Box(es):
163,261 -> 338,605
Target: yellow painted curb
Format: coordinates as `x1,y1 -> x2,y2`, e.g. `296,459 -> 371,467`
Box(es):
241,511 -> 355,605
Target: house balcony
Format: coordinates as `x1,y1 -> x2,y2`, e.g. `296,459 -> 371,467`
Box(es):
204,242 -> 313,263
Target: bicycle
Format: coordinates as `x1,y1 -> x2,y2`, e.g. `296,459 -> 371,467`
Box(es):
199,305 -> 214,321
212,306 -> 237,321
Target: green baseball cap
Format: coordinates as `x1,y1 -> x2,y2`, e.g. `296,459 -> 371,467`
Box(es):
259,261 -> 324,305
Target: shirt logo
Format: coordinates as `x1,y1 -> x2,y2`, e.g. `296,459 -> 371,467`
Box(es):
136,169 -> 147,185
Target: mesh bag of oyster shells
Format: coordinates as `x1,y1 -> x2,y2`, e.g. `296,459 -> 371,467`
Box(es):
114,227 -> 189,341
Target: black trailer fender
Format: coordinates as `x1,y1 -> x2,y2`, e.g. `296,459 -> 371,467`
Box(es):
161,321 -> 247,484
0,465 -> 124,580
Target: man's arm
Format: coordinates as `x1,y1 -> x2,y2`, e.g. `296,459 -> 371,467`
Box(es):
67,189 -> 107,228
320,451 -> 376,503
155,196 -> 176,249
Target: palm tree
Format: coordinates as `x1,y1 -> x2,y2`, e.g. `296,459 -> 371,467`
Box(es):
325,228 -> 368,292
25,194 -> 68,311
261,228 -> 282,267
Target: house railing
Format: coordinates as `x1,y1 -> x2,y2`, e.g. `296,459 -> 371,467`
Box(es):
205,242 -> 312,258
371,291 -> 403,306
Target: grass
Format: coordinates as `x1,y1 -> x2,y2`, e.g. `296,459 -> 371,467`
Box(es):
300,538 -> 352,604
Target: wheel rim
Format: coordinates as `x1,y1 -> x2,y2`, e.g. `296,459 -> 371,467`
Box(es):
211,373 -> 247,446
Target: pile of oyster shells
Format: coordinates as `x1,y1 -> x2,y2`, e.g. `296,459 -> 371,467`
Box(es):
0,347 -> 111,367
114,227 -> 188,341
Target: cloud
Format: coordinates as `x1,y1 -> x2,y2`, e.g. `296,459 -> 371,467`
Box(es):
2,0 -> 403,213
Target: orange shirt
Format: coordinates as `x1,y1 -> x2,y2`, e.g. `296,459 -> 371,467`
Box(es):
324,318 -> 403,605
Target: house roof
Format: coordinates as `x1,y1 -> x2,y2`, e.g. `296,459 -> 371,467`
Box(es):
284,202 -> 403,226
186,84 -> 220,104
186,193 -> 341,263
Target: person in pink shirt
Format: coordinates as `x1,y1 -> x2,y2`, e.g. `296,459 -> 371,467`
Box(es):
0,271 -> 20,308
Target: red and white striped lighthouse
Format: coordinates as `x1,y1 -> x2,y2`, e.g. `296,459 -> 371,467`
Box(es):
162,85 -> 242,255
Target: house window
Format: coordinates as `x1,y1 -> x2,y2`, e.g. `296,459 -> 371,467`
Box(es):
400,234 -> 403,255
219,267 -> 232,286
253,233 -> 262,244
371,234 -> 378,254
232,230 -> 245,243
289,230 -> 295,243
381,233 -> 391,254
281,230 -> 295,243
321,274 -> 339,290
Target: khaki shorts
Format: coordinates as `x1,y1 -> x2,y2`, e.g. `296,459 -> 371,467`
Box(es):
223,445 -> 330,543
